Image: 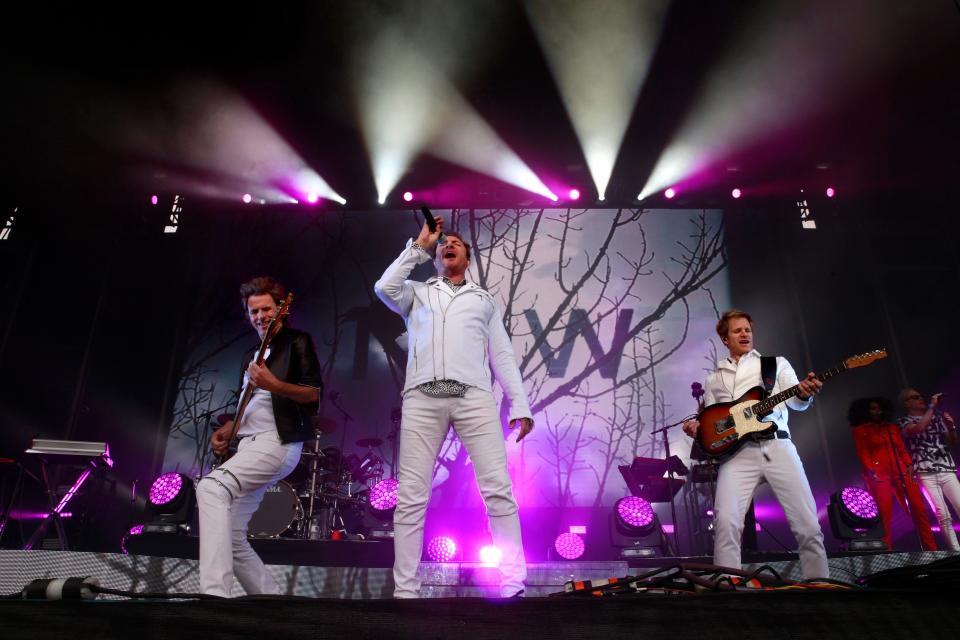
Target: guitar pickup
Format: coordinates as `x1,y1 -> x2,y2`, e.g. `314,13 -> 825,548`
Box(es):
714,416 -> 735,434
709,433 -> 737,450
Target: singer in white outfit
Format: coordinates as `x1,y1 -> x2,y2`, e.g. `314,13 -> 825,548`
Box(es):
196,276 -> 322,596
375,216 -> 534,598
683,309 -> 830,580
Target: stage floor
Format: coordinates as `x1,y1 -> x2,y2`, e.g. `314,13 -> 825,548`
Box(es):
1,547 -> 956,599
3,549 -> 958,640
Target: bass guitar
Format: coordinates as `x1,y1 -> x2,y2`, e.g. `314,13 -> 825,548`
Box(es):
214,293 -> 293,466
695,349 -> 887,458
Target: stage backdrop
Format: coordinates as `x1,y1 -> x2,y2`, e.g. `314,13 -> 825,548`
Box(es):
160,207 -> 729,554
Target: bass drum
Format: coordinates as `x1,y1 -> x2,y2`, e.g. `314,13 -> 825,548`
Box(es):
248,480 -> 303,538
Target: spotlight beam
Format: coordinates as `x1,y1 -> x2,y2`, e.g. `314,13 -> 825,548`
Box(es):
354,14 -> 555,203
528,0 -> 669,201
119,81 -> 345,205
638,1 -> 914,201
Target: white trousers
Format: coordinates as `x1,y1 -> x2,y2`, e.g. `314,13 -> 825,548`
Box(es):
713,439 -> 829,580
918,471 -> 960,551
196,431 -> 302,596
393,388 -> 527,598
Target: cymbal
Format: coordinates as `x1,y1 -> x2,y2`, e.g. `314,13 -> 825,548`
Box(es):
312,416 -> 338,434
356,437 -> 383,448
216,413 -> 235,426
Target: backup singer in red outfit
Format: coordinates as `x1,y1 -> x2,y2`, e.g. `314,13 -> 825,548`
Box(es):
848,397 -> 936,551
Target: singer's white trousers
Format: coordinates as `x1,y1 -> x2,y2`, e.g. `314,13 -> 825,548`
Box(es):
393,388 -> 527,598
713,439 -> 829,580
197,431 -> 302,596
918,471 -> 960,551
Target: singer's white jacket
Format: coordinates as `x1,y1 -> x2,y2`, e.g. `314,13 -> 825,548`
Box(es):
374,240 -> 533,421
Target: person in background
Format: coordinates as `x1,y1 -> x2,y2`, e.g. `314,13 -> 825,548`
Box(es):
849,397 -> 936,551
898,389 -> 959,550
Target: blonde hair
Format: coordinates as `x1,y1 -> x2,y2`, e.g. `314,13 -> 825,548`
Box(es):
716,309 -> 752,340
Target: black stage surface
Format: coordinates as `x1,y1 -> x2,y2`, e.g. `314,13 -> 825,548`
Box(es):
1,589 -> 956,640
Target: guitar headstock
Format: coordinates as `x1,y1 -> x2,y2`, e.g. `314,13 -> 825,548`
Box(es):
265,293 -> 294,341
845,348 -> 887,369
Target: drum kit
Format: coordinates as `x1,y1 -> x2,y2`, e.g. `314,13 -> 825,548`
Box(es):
219,413 -> 391,540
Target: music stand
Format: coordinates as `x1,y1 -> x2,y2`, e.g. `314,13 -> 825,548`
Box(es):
619,452 -> 688,554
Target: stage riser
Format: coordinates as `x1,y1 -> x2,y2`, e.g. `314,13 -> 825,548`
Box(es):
1,550 -> 956,599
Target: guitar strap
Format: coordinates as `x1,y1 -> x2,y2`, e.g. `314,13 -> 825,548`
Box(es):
760,356 -> 777,397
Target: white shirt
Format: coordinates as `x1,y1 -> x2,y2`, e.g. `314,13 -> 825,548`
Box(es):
703,349 -> 812,435
236,347 -> 276,437
374,240 -> 532,421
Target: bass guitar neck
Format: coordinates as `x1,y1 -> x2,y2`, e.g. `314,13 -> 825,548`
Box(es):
213,293 -> 293,466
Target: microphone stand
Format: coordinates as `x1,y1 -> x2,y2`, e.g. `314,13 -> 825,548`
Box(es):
388,407 -> 402,478
651,422 -> 682,556
329,393 -> 354,535
884,423 -> 924,550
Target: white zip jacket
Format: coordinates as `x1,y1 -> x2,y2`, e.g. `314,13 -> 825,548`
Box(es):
374,240 -> 533,422
703,349 -> 812,436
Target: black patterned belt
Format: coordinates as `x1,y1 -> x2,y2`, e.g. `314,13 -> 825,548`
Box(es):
418,379 -> 470,398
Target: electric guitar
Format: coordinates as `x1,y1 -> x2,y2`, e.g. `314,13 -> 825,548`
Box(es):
214,293 -> 293,466
695,349 -> 887,458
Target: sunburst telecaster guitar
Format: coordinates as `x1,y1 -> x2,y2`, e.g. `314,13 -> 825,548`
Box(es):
695,349 -> 887,458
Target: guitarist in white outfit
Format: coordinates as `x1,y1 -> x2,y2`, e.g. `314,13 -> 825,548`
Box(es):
197,276 -> 322,596
683,309 -> 829,580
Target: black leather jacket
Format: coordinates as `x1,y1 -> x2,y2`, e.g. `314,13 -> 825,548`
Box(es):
238,327 -> 323,444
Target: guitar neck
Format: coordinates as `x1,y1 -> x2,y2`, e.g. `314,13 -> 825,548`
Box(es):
753,361 -> 848,415
223,333 -> 276,442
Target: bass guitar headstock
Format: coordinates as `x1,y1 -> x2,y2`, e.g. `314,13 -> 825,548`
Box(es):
264,293 -> 294,343
845,348 -> 887,369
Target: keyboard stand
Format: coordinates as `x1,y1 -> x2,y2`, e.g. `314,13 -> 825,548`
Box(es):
21,440 -> 113,551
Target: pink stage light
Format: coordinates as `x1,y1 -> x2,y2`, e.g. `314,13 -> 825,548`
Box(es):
826,187 -> 836,198
554,532 -> 585,560
306,192 -> 319,204
568,188 -> 581,201
426,536 -> 458,562
149,473 -> 184,506
150,195 -> 159,206
369,478 -> 399,511
664,187 -> 676,199
402,191 -> 414,203
478,545 -> 502,566
731,188 -> 742,199
242,193 -> 253,204
616,496 -> 655,529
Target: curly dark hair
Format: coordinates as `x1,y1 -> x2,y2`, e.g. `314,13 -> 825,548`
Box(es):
239,276 -> 286,313
847,396 -> 894,426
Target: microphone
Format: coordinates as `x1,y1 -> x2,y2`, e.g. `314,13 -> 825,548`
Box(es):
691,382 -> 705,410
420,205 -> 446,245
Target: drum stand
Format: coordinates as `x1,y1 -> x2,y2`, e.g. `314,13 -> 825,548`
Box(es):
301,431 -> 329,540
